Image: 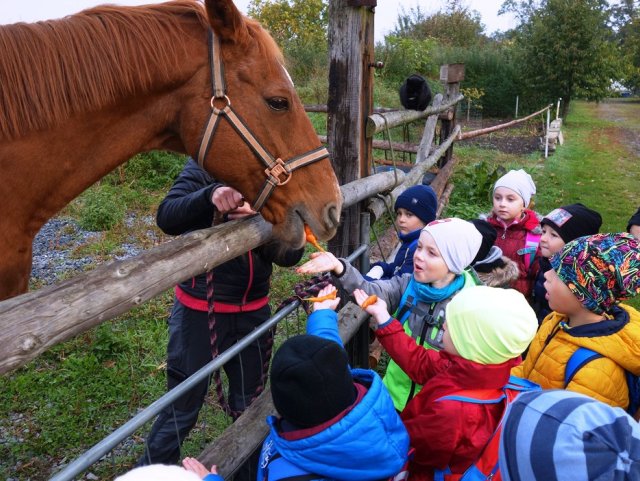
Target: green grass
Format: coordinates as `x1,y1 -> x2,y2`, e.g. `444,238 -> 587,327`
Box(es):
532,102 -> 639,232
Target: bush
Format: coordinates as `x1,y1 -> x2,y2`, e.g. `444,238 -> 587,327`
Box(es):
122,151 -> 186,190
374,35 -> 439,86
444,159 -> 505,218
77,185 -> 127,231
432,44 -> 521,117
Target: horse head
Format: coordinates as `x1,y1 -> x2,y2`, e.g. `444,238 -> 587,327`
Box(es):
189,0 -> 342,248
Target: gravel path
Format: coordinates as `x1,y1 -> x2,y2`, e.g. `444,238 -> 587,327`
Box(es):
30,215 -> 156,286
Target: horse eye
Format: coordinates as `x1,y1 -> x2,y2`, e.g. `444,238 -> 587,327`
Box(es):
267,97 -> 289,111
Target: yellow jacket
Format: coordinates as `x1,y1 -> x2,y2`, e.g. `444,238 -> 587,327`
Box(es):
512,304 -> 640,409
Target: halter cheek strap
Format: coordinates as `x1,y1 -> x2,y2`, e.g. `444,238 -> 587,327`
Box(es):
196,30 -> 329,212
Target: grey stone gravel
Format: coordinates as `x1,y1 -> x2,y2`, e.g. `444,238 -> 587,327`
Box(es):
30,215 -> 157,285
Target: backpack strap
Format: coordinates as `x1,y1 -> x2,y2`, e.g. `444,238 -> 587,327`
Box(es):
517,231 -> 541,271
564,347 -> 603,388
564,348 -> 640,415
505,374 -> 541,392
625,371 -> 640,415
434,379 -> 541,481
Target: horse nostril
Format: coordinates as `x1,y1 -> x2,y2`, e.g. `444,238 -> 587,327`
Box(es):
326,204 -> 340,229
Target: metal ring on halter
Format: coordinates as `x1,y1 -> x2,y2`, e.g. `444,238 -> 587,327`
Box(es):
210,95 -> 231,113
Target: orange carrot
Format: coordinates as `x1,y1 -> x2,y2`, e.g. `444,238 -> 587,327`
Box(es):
301,290 -> 337,302
304,225 -> 325,252
361,294 -> 378,309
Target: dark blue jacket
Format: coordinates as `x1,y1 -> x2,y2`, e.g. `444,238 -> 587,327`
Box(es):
371,228 -> 421,280
257,310 -> 410,481
531,256 -> 552,324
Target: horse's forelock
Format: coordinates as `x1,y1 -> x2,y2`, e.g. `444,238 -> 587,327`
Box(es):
244,19 -> 285,69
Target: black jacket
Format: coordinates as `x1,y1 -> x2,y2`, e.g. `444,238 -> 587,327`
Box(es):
157,159 -> 303,304
628,207 -> 640,233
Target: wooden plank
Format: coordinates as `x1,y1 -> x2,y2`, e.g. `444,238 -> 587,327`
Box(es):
415,94 -> 443,164
366,125 -> 460,222
439,63 -> 465,83
306,105 -> 397,114
365,94 -> 463,138
318,135 -> 420,155
435,182 -> 455,218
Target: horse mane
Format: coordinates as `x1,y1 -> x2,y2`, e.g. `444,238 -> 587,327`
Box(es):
0,1 -> 210,141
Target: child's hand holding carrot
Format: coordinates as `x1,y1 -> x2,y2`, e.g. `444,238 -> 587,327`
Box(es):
312,285 -> 341,312
353,289 -> 390,325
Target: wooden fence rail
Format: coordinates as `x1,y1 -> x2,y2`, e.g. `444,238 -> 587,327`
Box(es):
306,104 -> 397,114
367,124 -> 461,221
458,103 -> 552,140
366,94 -> 464,137
0,170 -> 405,375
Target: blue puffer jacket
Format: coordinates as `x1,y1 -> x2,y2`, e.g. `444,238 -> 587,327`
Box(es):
371,228 -> 421,279
257,310 -> 410,481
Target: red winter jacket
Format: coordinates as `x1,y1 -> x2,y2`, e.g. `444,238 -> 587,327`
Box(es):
376,319 -> 519,481
486,209 -> 540,298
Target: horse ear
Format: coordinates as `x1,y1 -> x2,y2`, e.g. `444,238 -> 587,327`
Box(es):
205,0 -> 250,44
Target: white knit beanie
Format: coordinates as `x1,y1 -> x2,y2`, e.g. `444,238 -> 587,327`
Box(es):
493,169 -> 536,208
421,218 -> 482,274
115,465 -> 202,481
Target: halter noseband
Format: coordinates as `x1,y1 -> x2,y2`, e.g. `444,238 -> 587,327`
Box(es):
196,30 -> 329,212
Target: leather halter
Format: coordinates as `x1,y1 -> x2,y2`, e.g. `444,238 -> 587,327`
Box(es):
196,30 -> 329,212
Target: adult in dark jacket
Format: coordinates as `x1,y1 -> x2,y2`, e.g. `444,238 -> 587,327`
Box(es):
138,159 -> 304,469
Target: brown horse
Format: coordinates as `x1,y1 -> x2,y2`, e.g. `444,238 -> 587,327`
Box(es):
0,0 -> 341,301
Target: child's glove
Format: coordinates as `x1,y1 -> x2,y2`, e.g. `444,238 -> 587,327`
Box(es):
365,265 -> 384,279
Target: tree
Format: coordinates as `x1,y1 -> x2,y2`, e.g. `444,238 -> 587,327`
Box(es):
247,0 -> 328,91
248,0 -> 328,48
503,0 -> 620,117
610,0 -> 640,93
392,0 -> 487,48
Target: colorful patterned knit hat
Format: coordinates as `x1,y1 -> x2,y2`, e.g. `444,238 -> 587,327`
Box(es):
550,233 -> 640,314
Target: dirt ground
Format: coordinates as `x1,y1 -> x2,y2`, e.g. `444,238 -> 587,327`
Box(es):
594,99 -> 640,157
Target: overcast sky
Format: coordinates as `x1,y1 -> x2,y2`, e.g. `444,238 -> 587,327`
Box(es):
0,0 -> 517,40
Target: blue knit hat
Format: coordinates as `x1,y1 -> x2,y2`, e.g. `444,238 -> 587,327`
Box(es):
499,390 -> 640,481
394,185 -> 438,224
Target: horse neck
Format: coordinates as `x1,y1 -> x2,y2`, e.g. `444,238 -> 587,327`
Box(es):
0,31 -> 208,237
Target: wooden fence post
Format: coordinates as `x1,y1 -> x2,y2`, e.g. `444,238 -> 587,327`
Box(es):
327,0 -> 375,367
438,63 -> 464,167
